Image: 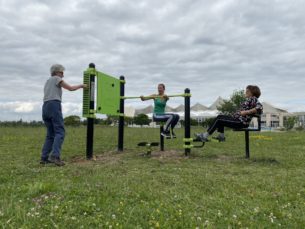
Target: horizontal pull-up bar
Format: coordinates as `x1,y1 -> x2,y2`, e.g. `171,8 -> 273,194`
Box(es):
122,93 -> 191,100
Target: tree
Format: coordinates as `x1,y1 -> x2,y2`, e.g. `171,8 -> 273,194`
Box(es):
106,115 -> 119,125
64,115 -> 81,126
134,114 -> 150,126
124,116 -> 134,126
217,90 -> 246,115
284,116 -> 297,130
190,118 -> 199,126
202,117 -> 215,128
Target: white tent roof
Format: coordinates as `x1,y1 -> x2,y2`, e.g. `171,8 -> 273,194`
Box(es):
124,106 -> 136,117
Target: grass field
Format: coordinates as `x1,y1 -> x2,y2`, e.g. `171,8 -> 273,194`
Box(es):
0,126 -> 305,228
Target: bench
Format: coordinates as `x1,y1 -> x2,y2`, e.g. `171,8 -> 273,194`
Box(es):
233,115 -> 261,158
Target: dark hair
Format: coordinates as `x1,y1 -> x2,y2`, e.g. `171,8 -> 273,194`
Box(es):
246,85 -> 261,98
158,83 -> 165,90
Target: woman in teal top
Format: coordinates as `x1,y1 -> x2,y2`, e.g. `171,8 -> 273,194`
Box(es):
141,84 -> 180,138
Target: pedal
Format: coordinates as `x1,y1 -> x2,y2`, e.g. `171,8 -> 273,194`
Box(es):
138,142 -> 148,146
137,142 -> 160,155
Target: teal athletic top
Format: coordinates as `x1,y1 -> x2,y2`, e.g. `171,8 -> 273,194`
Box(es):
154,97 -> 167,114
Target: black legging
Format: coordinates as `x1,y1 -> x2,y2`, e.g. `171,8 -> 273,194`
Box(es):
153,113 -> 180,132
207,115 -> 248,134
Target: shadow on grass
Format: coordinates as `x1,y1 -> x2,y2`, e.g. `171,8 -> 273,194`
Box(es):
137,150 -> 203,162
68,149 -> 280,167
201,153 -> 280,166
249,157 -> 280,165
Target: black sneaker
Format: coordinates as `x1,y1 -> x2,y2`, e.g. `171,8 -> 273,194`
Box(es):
161,130 -> 172,139
49,156 -> 65,166
212,135 -> 226,142
40,158 -> 53,165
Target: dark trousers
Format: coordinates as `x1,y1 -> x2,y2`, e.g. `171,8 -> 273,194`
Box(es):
153,113 -> 180,132
41,100 -> 65,159
207,115 -> 247,135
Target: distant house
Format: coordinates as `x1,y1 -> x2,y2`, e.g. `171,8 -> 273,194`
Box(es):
260,102 -> 288,128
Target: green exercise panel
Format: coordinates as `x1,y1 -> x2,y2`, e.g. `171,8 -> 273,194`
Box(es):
96,71 -> 121,116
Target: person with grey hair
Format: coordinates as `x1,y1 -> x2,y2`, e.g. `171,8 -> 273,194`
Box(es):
40,64 -> 86,166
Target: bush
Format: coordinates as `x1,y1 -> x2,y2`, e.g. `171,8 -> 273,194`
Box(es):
134,114 -> 151,126
284,116 -> 297,131
202,118 -> 215,128
64,115 -> 81,126
295,126 -> 304,131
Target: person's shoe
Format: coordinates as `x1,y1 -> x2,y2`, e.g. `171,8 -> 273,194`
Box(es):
194,133 -> 209,142
49,156 -> 65,166
40,158 -> 53,165
212,135 -> 226,142
161,130 -> 172,139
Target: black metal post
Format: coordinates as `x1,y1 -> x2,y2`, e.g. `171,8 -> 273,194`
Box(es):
118,76 -> 125,151
86,63 -> 95,160
184,88 -> 191,156
160,125 -> 164,151
245,130 -> 250,158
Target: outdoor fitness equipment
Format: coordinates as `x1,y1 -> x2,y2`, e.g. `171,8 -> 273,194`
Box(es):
82,63 -> 201,159
123,91 -> 194,155
233,114 -> 262,158
137,142 -> 159,156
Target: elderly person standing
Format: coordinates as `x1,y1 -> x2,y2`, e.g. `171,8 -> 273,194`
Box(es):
40,64 -> 86,166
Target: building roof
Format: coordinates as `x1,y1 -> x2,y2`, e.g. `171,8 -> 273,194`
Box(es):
209,96 -> 225,110
174,104 -> 185,112
292,112 -> 305,115
134,105 -> 153,115
261,102 -> 288,114
191,103 -> 209,111
124,106 -> 136,117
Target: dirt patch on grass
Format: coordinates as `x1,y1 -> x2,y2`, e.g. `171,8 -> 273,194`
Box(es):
70,151 -> 122,165
139,150 -> 191,161
251,157 -> 279,164
215,155 -> 235,162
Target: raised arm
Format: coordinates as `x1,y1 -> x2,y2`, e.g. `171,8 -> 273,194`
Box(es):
140,94 -> 157,101
60,81 -> 87,91
140,94 -> 169,101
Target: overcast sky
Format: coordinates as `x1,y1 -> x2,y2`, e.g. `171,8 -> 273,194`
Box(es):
0,0 -> 304,121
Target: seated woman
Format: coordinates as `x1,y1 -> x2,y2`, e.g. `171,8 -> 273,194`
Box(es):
140,83 -> 180,139
195,85 -> 263,142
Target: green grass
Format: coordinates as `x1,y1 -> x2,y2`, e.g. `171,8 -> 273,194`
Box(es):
0,126 -> 305,228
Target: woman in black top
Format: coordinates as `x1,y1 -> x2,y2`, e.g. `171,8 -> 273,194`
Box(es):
195,85 -> 263,142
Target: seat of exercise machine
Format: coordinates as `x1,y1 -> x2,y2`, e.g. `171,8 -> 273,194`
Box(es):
184,137 -> 205,148
233,114 -> 262,158
233,114 -> 261,132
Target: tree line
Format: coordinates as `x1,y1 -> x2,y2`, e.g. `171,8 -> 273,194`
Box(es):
1,90 -> 301,130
